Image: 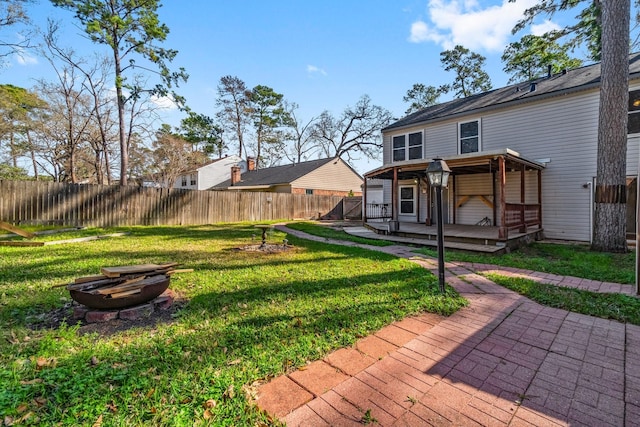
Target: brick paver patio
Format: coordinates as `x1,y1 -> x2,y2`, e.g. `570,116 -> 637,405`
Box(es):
255,225 -> 640,426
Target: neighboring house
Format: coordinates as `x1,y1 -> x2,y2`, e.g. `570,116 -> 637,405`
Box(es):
365,53 -> 640,243
174,155 -> 246,190
212,157 -> 363,197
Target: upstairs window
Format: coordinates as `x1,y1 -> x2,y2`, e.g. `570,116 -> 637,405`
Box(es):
181,176 -> 187,186
459,119 -> 480,154
190,174 -> 196,185
392,131 -> 423,162
629,90 -> 640,134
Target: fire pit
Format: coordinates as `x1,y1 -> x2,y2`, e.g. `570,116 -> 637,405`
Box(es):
66,263 -> 187,310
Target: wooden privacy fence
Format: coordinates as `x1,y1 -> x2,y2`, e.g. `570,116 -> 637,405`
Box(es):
0,180 -> 347,227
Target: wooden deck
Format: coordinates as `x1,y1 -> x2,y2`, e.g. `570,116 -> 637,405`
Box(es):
363,221 -> 543,253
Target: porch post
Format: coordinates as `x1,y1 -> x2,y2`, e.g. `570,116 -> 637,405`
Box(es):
416,176 -> 421,222
392,167 -> 398,221
492,170 -> 497,226
425,178 -> 432,226
498,156 -> 507,239
452,174 -> 457,224
363,178 -> 368,223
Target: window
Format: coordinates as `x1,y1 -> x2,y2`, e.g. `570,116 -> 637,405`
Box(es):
459,119 -> 480,154
629,90 -> 640,134
181,176 -> 187,186
190,174 -> 196,185
399,186 -> 415,215
392,132 -> 423,162
305,189 -> 314,195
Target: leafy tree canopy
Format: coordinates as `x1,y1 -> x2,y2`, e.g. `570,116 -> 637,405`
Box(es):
502,34 -> 583,83
402,83 -> 449,115
440,45 -> 492,98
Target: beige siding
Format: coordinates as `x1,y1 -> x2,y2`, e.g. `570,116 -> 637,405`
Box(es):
381,83 -> 640,242
455,174 -> 493,225
425,122 -> 460,158
292,159 -> 363,193
481,91 -> 598,241
415,89 -> 600,241
382,134 -> 391,164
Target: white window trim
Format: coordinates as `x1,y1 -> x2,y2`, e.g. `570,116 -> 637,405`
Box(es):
398,185 -> 416,215
458,118 -> 482,154
392,130 -> 424,162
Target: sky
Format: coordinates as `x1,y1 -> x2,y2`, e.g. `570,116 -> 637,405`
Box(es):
2,0 -> 577,174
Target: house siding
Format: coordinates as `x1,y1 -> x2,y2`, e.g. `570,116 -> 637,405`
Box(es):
292,159 -> 363,196
455,174 -> 494,226
174,156 -> 245,190
380,80 -> 640,242
418,89 -> 612,242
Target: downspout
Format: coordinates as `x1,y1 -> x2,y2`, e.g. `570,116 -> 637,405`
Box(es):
520,164 -> 526,233
538,169 -> 543,231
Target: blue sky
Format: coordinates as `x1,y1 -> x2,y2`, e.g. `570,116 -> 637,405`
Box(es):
3,0 -> 576,173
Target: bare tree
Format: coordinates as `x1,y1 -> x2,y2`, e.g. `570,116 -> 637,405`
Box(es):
282,101 -> 318,164
35,73 -> 94,183
51,0 -> 188,185
0,0 -> 33,63
42,21 -> 118,184
310,95 -> 393,161
150,124 -> 207,188
216,75 -> 251,159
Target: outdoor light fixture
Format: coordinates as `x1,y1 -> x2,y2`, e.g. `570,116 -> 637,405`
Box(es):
426,158 -> 451,293
426,158 -> 451,188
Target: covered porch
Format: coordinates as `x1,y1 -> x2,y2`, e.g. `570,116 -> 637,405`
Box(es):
363,149 -> 545,249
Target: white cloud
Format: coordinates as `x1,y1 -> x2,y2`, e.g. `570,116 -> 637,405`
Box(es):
151,94 -> 178,110
15,49 -> 37,65
307,65 -> 327,76
531,19 -> 561,36
409,0 -> 545,52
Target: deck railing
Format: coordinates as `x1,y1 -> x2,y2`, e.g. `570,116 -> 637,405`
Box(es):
365,203 -> 391,220
505,203 -> 541,231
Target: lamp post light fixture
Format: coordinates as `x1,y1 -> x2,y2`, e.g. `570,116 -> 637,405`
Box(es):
426,158 -> 451,293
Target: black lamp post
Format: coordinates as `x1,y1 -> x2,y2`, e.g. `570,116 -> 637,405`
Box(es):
426,158 -> 451,293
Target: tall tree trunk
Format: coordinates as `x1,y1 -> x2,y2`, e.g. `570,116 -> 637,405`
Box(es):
9,133 -> 17,168
592,0 -> 630,252
114,52 -> 128,186
26,131 -> 38,180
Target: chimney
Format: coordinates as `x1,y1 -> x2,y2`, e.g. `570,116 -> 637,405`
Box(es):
231,166 -> 241,185
547,64 -> 552,78
247,156 -> 256,171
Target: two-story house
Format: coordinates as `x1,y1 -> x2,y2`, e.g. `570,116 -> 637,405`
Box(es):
364,54 -> 640,245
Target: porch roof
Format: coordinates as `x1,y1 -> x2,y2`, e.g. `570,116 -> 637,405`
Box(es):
364,148 -> 545,180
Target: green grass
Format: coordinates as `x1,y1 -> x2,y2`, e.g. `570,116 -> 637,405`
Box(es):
0,226 -> 132,242
289,222 -> 635,284
486,273 -> 640,325
285,221 -> 394,246
0,224 -> 466,426
416,242 -> 635,284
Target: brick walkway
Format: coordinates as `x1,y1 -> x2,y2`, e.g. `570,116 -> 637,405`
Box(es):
255,226 -> 640,426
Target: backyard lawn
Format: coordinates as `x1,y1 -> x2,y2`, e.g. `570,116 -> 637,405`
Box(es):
0,224 -> 466,426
